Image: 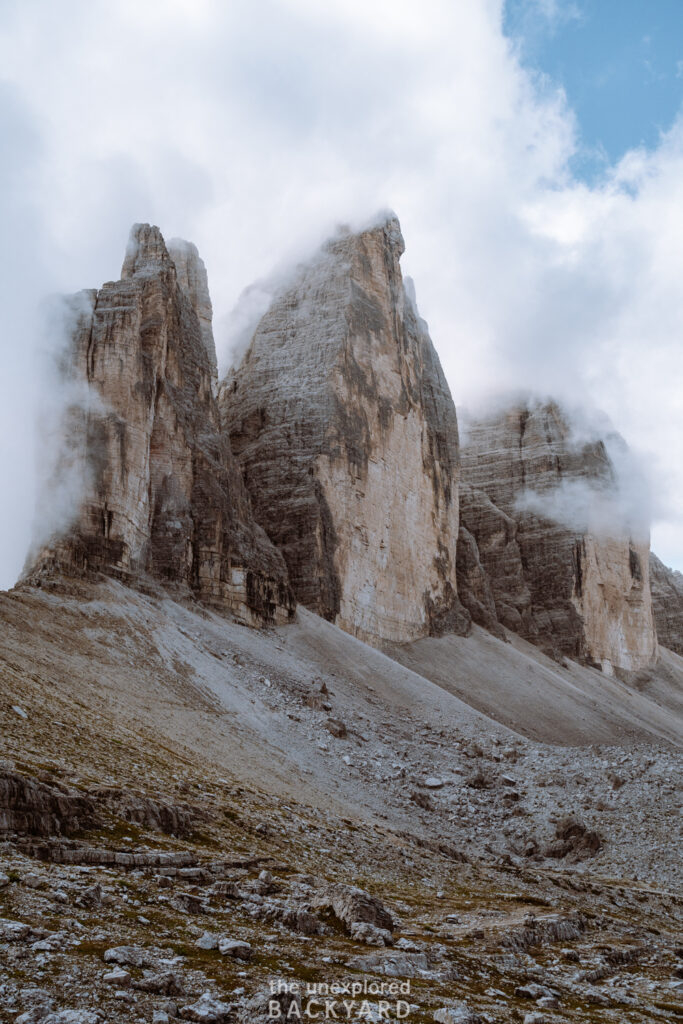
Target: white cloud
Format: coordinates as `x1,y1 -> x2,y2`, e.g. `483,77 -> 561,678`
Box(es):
0,0 -> 682,586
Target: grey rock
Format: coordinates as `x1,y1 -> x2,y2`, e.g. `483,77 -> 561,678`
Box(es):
180,991 -> 233,1022
221,214 -> 469,646
0,769 -> 96,836
41,1014 -> 99,1024
103,944 -> 151,967
0,918 -> 32,941
168,237 -> 217,377
433,1005 -> 484,1023
90,787 -> 198,836
102,967 -> 131,987
459,399 -> 657,671
349,921 -> 394,946
312,882 -> 394,934
347,951 -> 430,977
26,223 -> 293,628
133,971 -> 183,995
218,938 -> 252,960
649,553 -> 683,655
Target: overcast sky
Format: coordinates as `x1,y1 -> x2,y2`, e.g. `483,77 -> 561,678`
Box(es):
1,0 -> 682,588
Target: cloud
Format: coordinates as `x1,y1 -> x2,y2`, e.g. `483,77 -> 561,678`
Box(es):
0,83 -> 50,591
0,0 -> 682,585
27,293 -> 108,569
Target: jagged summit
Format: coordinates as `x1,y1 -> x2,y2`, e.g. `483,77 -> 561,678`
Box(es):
27,223 -> 293,626
121,222 -> 173,279
220,215 -> 469,646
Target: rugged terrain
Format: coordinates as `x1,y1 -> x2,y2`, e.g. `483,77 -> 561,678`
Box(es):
2,216 -> 681,1023
1,577 -> 681,1024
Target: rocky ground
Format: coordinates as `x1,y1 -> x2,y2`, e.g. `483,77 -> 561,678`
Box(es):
0,578 -> 681,1023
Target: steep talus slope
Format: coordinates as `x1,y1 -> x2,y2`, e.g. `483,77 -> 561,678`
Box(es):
1,581 -> 681,1022
27,224 -> 293,626
388,628 -> 681,748
220,215 -> 468,646
649,552 -> 683,655
459,400 -> 657,672
0,579 -> 680,843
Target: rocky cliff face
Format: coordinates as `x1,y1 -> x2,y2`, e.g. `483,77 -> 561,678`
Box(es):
459,400 -> 657,672
28,224 -> 293,626
220,215 -> 468,646
167,238 -> 217,378
649,553 -> 683,655
456,484 -> 531,642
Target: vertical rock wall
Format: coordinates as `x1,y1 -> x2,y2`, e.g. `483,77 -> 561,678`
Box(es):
221,216 -> 468,646
28,224 -> 293,626
459,401 -> 657,672
649,553 -> 683,656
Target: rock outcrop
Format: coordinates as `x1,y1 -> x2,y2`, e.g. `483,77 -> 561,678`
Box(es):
0,770 -> 95,836
28,224 -> 293,626
457,484 -> 531,640
649,553 -> 683,655
459,400 -> 657,672
220,215 -> 468,646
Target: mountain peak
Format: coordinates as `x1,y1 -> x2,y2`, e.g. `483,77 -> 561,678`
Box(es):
121,223 -> 172,279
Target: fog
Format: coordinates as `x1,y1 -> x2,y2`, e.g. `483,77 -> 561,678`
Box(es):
1,0 -> 682,588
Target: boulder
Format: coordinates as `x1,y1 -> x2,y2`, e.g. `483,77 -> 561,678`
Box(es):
313,882 -> 394,934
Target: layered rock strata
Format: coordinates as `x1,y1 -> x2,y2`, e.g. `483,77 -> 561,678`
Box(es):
649,553 -> 683,656
459,400 -> 657,672
455,484 -> 531,643
167,237 -> 217,377
221,215 -> 468,645
28,224 -> 293,625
